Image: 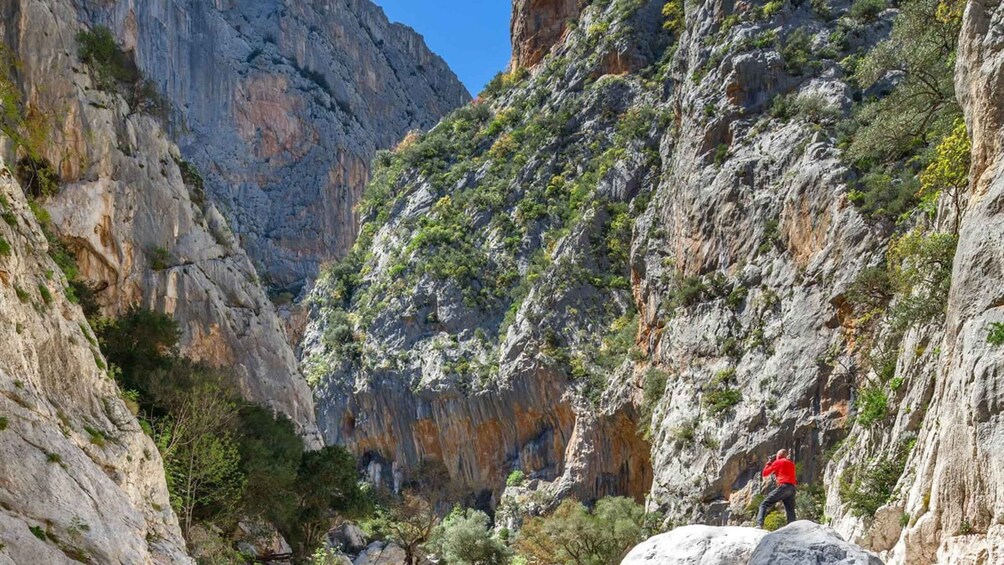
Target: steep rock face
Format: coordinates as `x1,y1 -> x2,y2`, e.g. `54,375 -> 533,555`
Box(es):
304,0 -> 890,515
76,0 -> 470,291
0,168 -> 190,563
306,1 -> 669,506
511,0 -> 588,68
2,0 -> 319,438
870,0 -> 1004,562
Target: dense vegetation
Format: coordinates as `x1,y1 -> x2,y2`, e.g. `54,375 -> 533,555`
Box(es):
95,308 -> 369,560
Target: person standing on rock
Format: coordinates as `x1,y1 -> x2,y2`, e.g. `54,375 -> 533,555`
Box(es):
756,449 -> 797,528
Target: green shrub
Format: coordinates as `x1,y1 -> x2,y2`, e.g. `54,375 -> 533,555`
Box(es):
0,416 -> 8,431
84,425 -> 107,447
0,236 -> 10,256
506,469 -> 526,487
856,385 -> 888,427
37,283 -> 52,306
46,452 -> 61,464
662,0 -> 685,32
987,323 -> 1004,346
15,156 -> 60,198
764,511 -> 787,531
149,246 -> 171,271
848,0 -> 887,23
704,368 -> 742,416
671,420 -> 697,446
640,368 -> 669,435
778,28 -> 815,76
795,483 -> 825,522
515,497 -> 646,565
713,143 -> 730,164
173,156 -> 206,206
77,27 -> 138,87
839,441 -> 912,517
76,27 -> 168,118
29,525 -> 47,541
847,167 -> 919,221
428,507 -> 510,565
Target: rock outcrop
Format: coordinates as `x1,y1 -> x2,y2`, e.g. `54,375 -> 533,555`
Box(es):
511,0 -> 588,68
623,522 -> 883,565
0,167 -> 190,563
77,0 -> 470,291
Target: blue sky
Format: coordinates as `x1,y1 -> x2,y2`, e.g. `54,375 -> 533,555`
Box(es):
374,1 -> 512,95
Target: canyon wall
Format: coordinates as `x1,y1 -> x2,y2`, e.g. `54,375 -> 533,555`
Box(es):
307,2 -> 1004,562
0,166 -> 190,563
76,0 -> 471,291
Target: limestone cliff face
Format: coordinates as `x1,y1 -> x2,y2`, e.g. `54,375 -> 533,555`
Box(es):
0,168 -> 190,563
825,1 -> 1004,562
76,0 -> 470,291
511,0 -> 588,68
306,2 -> 1002,560
304,0 -> 882,514
2,0 -> 319,439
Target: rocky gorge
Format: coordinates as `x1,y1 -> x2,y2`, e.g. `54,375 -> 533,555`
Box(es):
1,0 -> 1003,563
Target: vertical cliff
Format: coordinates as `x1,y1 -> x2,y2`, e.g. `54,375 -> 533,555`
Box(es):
834,0 -> 1004,561
511,0 -> 589,68
0,167 -> 190,563
75,0 -> 471,291
1,0 -> 321,439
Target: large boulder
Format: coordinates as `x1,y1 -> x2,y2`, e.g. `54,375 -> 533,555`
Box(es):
622,525 -> 765,564
749,522 -> 884,565
622,522 -> 883,565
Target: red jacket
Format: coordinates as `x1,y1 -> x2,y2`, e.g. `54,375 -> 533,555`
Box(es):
763,457 -> 797,486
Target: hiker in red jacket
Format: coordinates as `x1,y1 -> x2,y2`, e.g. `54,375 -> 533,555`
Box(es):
756,449 -> 797,528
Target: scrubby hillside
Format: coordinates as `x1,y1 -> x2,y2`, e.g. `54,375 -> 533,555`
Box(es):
305,0 -> 995,562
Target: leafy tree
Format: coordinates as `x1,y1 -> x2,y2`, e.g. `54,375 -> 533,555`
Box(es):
153,368 -> 245,536
515,497 -> 646,565
236,406 -> 302,529
428,507 -> 510,565
293,446 -> 370,552
847,0 -> 962,166
369,492 -> 440,565
918,119 -> 970,233
94,306 -> 180,393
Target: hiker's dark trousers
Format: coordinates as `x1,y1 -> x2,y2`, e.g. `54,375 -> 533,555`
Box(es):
757,483 -> 796,527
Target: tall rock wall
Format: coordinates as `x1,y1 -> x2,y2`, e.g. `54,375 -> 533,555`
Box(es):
0,166 -> 190,563
75,0 -> 471,291
840,0 -> 1004,562
1,0 -> 317,438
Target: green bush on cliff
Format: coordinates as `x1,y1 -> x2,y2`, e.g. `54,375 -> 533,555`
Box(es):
703,368 -> 742,417
76,26 -> 168,118
839,438 -> 913,517
855,385 -> 888,427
